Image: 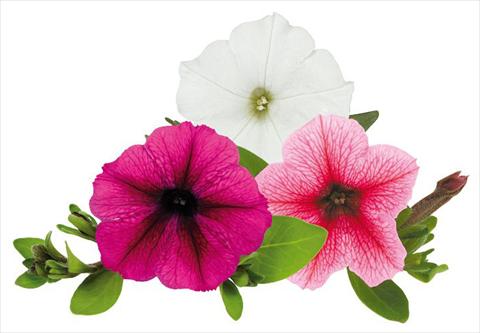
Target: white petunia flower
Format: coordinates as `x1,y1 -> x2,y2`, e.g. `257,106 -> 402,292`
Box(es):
176,13 -> 353,162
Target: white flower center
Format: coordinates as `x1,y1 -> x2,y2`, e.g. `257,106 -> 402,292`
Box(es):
250,88 -> 272,116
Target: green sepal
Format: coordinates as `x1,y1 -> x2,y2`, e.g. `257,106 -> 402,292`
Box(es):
45,231 -> 66,262
35,263 -> 47,277
349,111 -> 379,131
237,146 -> 268,177
57,224 -> 96,242
238,252 -> 258,266
70,269 -> 123,315
348,269 -> 409,323
398,224 -> 430,239
13,238 -> 44,259
395,207 -> 412,229
404,249 -> 434,266
45,259 -> 68,269
15,272 -> 47,289
66,243 -> 97,274
68,214 -> 96,237
22,258 -> 34,268
219,279 -> 243,321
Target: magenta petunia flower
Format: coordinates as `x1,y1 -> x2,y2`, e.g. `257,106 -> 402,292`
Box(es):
257,115 -> 418,289
90,122 -> 271,291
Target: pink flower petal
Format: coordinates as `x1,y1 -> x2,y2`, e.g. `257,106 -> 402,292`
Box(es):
282,115 -> 368,186
96,215 -> 171,281
146,122 -> 239,190
354,145 -> 419,217
90,145 -> 169,224
258,115 -> 416,288
91,122 -> 271,290
347,211 -> 406,287
155,215 -> 238,291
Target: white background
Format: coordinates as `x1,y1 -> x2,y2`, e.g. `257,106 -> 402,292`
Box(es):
1,1 -> 479,332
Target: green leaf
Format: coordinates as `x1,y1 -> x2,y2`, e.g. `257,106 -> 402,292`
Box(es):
13,238 -> 44,258
66,243 -> 96,274
70,269 -> 123,315
57,224 -> 96,242
348,269 -> 409,323
406,263 -> 448,283
238,146 -> 268,177
44,231 -> 66,262
247,216 -> 327,283
349,111 -> 379,131
15,272 -> 47,289
219,279 -> 243,321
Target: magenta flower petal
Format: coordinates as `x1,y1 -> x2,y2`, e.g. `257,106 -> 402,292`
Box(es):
257,115 -> 418,288
91,122 -> 271,291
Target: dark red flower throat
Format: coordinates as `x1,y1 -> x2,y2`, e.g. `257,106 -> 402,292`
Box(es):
318,183 -> 360,220
160,188 -> 198,217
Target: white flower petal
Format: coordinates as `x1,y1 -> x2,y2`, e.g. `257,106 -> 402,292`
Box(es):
270,49 -> 351,98
177,13 -> 353,162
179,40 -> 252,97
176,67 -> 251,138
234,117 -> 283,163
270,83 -> 354,142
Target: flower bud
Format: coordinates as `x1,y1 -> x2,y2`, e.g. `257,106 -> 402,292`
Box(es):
31,244 -> 50,263
405,171 -> 468,225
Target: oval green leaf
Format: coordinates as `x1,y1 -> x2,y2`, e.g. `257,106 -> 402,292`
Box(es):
15,272 -> 47,289
13,238 -> 44,258
248,216 -> 327,283
238,146 -> 268,177
349,111 -> 379,131
70,269 -> 123,315
348,269 -> 409,323
219,279 -> 243,321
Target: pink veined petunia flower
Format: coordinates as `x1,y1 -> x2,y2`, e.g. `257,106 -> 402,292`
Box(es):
90,122 -> 272,291
257,115 -> 419,289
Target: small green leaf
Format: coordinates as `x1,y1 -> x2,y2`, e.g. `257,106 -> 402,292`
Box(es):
348,269 -> 409,323
404,248 -> 434,266
395,207 -> 412,229
68,214 -> 96,237
230,268 -> 250,287
69,204 -> 81,213
219,279 -> 243,321
22,258 -> 34,268
247,216 -> 327,283
45,232 -> 66,262
165,117 -> 181,126
238,146 -> 268,177
45,259 -> 68,269
406,263 -> 448,283
13,238 -> 44,258
57,224 -> 96,242
15,272 -> 47,289
70,269 -> 123,315
349,111 -> 379,131
398,224 -> 429,239
66,243 -> 96,274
